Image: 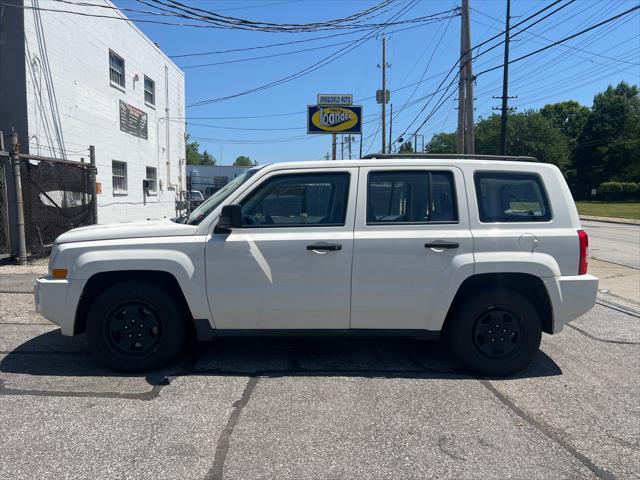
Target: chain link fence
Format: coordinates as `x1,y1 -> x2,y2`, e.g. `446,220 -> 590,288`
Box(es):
0,157 -> 9,259
19,156 -> 96,257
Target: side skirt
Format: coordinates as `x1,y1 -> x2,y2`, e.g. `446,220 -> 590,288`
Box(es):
193,319 -> 440,342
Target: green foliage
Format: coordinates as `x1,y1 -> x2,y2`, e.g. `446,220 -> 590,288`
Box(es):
398,141 -> 414,153
598,181 -> 640,201
425,132 -> 456,154
200,150 -> 216,166
185,133 -> 202,165
573,82 -> 640,187
185,133 -> 216,165
540,100 -> 590,142
422,81 -> 640,194
234,155 -> 253,167
475,111 -> 570,168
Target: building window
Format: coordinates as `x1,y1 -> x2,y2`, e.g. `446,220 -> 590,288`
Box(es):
109,50 -> 125,88
144,76 -> 155,105
112,160 -> 128,194
146,166 -> 158,193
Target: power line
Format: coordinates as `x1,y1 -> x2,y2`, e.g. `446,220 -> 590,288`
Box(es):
187,0 -> 429,107
178,13 -> 457,69
475,5 -> 640,77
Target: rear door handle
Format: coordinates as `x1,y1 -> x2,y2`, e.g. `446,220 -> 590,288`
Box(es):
425,241 -> 459,249
307,242 -> 342,251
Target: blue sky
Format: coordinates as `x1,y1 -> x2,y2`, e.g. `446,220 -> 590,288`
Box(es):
115,0 -> 640,164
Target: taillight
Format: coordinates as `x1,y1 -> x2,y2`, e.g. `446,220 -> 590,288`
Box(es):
578,229 -> 588,275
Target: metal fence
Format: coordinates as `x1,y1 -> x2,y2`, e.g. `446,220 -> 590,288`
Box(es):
19,155 -> 96,256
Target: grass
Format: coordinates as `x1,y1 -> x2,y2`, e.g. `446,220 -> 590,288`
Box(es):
576,202 -> 640,220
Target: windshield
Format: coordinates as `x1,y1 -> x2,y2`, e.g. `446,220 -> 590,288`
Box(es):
186,169 -> 257,225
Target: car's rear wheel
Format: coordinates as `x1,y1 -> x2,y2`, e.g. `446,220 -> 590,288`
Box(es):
447,290 -> 542,377
86,281 -> 187,372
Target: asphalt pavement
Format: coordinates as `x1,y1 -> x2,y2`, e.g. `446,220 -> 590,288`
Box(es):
0,223 -> 639,480
582,220 -> 640,270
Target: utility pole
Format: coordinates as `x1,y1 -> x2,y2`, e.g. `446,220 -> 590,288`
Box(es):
332,133 -> 336,160
341,135 -> 344,160
9,129 -> 27,265
499,0 -> 511,155
458,0 -> 475,154
388,104 -> 393,154
89,145 -> 98,224
381,36 -> 387,154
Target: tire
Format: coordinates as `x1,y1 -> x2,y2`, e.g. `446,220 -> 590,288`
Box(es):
446,290 -> 542,377
86,281 -> 188,372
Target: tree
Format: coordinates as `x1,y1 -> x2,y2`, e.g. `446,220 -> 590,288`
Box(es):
475,111 -> 570,168
185,133 -> 217,165
234,155 -> 253,167
185,133 -> 202,165
398,141 -> 414,153
540,100 -> 590,143
572,82 -> 640,187
200,150 -> 216,166
425,132 -> 456,154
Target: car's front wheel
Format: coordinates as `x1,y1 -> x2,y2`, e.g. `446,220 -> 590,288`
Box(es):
447,290 -> 542,377
86,281 -> 187,372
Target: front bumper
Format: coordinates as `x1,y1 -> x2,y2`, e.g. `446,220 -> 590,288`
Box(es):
544,274 -> 599,333
35,276 -> 83,336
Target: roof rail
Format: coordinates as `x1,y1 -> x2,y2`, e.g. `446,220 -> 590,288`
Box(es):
361,153 -> 539,162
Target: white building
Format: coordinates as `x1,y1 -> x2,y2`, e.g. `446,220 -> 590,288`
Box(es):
0,0 -> 185,224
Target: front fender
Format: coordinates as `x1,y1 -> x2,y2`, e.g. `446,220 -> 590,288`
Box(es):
54,238 -> 210,321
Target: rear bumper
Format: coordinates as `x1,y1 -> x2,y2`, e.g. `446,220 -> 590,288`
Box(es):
35,276 -> 83,336
544,274 -> 599,333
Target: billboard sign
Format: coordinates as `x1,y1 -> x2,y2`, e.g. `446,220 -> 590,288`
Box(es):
307,105 -> 362,134
317,94 -> 353,106
119,100 -> 148,139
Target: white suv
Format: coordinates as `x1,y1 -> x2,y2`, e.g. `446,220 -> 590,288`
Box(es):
35,155 -> 598,376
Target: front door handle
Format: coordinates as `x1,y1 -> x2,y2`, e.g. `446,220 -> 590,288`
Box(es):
307,242 -> 342,251
425,241 -> 459,249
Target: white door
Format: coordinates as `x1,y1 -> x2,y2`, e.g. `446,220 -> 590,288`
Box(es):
205,168 -> 358,330
350,166 -> 473,331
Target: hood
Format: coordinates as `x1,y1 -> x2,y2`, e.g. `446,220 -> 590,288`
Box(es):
55,220 -> 199,244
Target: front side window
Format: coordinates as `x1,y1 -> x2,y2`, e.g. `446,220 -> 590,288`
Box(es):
367,171 -> 457,224
240,173 -> 350,227
474,171 -> 551,222
145,166 -> 157,193
112,160 -> 128,194
109,51 -> 125,88
144,76 -> 155,105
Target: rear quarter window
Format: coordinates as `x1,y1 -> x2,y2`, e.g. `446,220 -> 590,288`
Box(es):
474,171 -> 551,223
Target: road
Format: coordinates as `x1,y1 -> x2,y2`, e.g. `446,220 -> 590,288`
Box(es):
582,220 -> 640,269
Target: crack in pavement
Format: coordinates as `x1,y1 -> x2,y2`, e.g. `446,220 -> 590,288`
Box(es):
568,325 -> 640,346
204,376 -> 259,480
480,379 -> 617,480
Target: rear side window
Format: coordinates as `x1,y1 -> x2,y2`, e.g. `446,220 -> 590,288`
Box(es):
474,172 -> 551,222
240,172 -> 349,227
367,171 -> 457,224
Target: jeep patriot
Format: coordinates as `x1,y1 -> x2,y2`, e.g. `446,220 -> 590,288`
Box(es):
35,155 -> 598,376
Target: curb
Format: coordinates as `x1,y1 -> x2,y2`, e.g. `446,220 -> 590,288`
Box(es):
580,215 -> 640,226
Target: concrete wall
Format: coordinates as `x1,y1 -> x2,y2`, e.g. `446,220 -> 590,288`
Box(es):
22,0 -> 185,223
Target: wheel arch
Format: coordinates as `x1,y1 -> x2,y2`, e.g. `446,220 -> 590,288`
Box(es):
74,270 -> 194,335
442,272 -> 554,335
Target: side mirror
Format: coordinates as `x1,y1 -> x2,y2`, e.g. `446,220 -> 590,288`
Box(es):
216,204 -> 242,231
